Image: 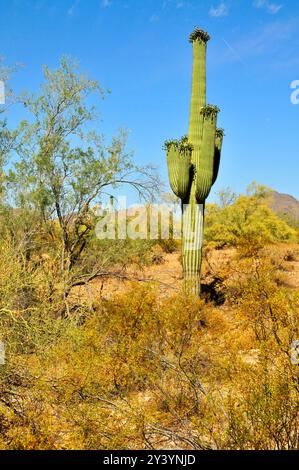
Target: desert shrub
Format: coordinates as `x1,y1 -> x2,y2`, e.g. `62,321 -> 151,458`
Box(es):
157,238 -> 180,254
225,358 -> 298,450
83,238 -> 155,271
0,216 -> 298,449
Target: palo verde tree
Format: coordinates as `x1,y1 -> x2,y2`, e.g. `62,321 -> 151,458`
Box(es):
165,28 -> 224,295
0,59 -> 19,190
7,57 -> 159,308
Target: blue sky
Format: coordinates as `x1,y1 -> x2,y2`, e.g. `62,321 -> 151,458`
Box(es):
1,0 -> 299,202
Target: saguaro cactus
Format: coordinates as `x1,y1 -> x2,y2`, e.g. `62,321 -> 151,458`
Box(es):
165,28 -> 224,295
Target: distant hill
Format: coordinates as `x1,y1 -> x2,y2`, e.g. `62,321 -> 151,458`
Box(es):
268,191 -> 299,222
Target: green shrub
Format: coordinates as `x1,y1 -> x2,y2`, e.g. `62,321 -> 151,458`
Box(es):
205,192 -> 297,249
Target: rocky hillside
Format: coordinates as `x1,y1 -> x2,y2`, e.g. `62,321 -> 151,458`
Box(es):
269,191 -> 299,221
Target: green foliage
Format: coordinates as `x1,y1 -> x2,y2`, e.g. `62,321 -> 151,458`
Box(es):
2,57 -> 159,312
205,189 -> 298,250
8,58 -> 157,217
0,60 -> 20,197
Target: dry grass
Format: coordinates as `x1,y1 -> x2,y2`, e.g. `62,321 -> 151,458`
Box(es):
1,241 -> 298,450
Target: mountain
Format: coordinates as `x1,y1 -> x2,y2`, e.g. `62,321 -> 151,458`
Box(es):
268,191 -> 299,222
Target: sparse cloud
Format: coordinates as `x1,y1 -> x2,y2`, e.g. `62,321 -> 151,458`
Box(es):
101,0 -> 112,8
149,14 -> 159,22
162,0 -> 188,9
67,6 -> 74,17
67,0 -> 80,17
162,0 -> 172,8
253,0 -> 282,15
209,2 -> 229,18
222,18 -> 297,66
149,0 -> 186,21
222,38 -> 247,66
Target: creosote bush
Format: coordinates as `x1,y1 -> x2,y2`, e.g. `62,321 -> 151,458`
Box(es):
0,238 -> 298,449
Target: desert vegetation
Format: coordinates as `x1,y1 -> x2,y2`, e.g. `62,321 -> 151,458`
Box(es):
0,52 -> 298,451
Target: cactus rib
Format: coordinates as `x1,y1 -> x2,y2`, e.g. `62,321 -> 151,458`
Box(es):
165,28 -> 224,295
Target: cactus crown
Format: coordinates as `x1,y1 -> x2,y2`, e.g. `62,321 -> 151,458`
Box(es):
216,128 -> 225,138
200,104 -> 220,118
164,136 -> 193,152
180,135 -> 193,151
164,139 -> 180,151
189,27 -> 210,44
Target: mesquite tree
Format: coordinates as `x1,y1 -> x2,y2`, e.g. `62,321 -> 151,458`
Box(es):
7,58 -> 159,310
0,59 -> 19,196
165,28 -> 224,295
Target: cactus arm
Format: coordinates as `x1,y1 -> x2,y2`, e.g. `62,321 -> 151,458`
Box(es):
212,128 -> 224,185
195,105 -> 219,202
165,138 -> 192,201
188,29 -> 210,162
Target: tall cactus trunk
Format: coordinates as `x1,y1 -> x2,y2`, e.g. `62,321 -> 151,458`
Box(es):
182,196 -> 204,295
165,28 -> 224,296
183,33 -> 207,295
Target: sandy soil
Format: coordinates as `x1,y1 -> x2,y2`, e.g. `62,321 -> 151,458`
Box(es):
71,243 -> 299,306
